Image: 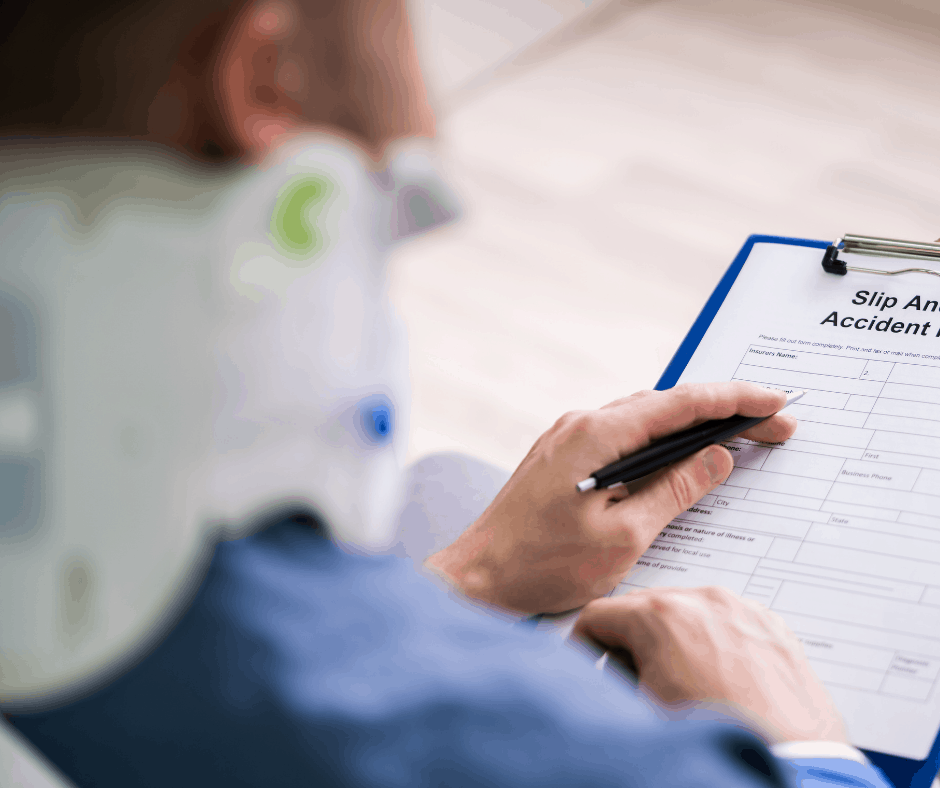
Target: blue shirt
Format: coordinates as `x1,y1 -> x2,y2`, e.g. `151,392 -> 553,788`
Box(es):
9,517 -> 893,788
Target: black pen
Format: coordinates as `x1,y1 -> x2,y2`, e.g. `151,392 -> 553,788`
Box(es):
576,390 -> 805,492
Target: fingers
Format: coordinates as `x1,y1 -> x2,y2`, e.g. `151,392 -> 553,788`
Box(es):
739,412 -> 797,443
612,444 -> 732,549
741,597 -> 804,651
576,586 -> 744,660
598,382 -> 787,456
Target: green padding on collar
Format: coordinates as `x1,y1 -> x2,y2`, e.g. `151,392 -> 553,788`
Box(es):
269,175 -> 333,260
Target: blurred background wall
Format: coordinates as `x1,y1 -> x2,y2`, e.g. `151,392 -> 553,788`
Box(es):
393,0 -> 940,472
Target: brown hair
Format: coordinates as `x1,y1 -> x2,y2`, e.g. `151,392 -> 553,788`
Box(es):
0,0 -> 236,137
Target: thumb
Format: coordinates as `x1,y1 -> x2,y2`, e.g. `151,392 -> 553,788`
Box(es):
572,598 -> 646,677
617,444 -> 733,549
573,596 -> 640,649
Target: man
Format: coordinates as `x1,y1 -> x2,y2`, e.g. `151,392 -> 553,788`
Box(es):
0,1 -> 891,786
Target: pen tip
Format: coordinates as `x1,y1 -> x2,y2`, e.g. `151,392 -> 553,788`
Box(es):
576,478 -> 597,492
784,389 -> 806,407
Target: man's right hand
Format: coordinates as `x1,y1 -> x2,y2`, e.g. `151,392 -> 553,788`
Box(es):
572,586 -> 849,745
426,383 -> 796,615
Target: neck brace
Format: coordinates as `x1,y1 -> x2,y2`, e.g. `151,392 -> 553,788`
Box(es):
0,135 -> 455,710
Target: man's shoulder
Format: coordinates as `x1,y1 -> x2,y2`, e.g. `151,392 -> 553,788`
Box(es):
200,515 -> 524,657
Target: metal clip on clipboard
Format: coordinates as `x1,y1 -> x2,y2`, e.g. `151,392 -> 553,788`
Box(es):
822,234 -> 940,278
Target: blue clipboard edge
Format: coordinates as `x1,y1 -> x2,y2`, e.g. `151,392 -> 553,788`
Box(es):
652,233 -> 940,788
655,234 -> 829,391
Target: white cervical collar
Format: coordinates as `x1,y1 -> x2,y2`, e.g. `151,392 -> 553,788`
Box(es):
0,135 -> 455,710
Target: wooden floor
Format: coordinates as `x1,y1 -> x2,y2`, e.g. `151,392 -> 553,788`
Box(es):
393,0 -> 940,471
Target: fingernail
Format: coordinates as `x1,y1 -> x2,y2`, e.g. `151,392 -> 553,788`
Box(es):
703,446 -> 725,484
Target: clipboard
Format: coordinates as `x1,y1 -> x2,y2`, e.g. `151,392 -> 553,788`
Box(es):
654,234 -> 940,788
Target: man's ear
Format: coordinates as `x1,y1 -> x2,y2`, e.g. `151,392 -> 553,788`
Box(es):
149,1 -> 328,162
213,2 -> 307,156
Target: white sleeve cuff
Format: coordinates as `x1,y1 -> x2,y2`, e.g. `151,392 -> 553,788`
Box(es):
771,740 -> 869,766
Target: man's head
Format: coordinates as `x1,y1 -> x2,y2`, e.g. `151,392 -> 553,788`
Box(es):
0,0 -> 435,161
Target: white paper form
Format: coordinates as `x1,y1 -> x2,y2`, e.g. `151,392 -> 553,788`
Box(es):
617,242 -> 940,760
